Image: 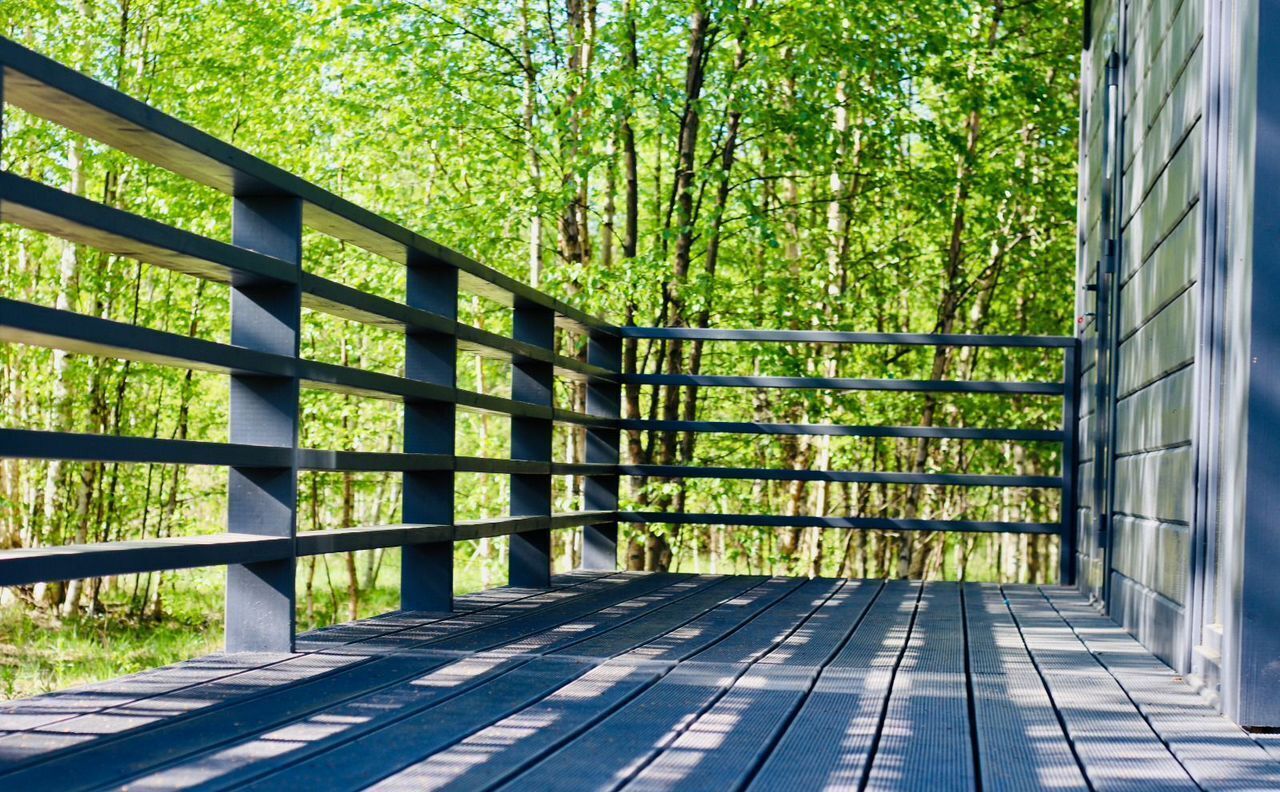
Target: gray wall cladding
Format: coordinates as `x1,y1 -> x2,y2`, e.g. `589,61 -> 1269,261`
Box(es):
1076,0 -> 1203,672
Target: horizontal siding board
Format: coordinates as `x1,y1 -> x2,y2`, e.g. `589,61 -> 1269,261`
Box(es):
1111,514 -> 1190,603
1119,208 -> 1199,334
1117,287 -> 1196,397
1077,460 -> 1095,511
1124,0 -> 1203,168
1123,48 -> 1203,224
1108,571 -> 1188,669
1077,412 -> 1095,462
1113,445 -> 1193,522
1115,366 -> 1194,455
1122,123 -> 1201,269
1124,0 -> 1186,63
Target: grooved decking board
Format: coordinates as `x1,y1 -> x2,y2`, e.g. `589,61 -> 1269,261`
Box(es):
294,572 -> 606,650
1002,585 -> 1199,791
747,581 -> 921,791
1042,587 -> 1280,789
864,583 -> 975,792
6,574 -> 1276,791
1257,735 -> 1280,765
0,573 -> 674,790
367,578 -> 805,792
0,573 -> 610,754
493,578 -> 845,792
0,573 -> 603,739
964,584 -> 1088,791
125,576 -> 750,790
620,580 -> 882,791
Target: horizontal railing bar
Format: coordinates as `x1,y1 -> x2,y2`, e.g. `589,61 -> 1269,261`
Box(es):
0,40 -> 614,334
0,301 -> 606,424
0,431 -> 593,476
552,462 -> 618,476
620,465 -> 1061,488
299,274 -> 614,380
456,324 -> 614,379
551,409 -> 615,428
621,373 -> 1063,395
0,510 -> 621,586
0,171 -> 296,286
0,431 -> 1060,487
618,419 -> 1063,441
0,534 -> 291,587
0,428 -> 293,467
300,272 -> 453,334
455,457 -> 550,476
296,524 -> 451,556
551,511 -> 618,529
453,515 -> 547,541
453,512 -> 617,541
297,449 -> 452,472
619,327 -> 1075,347
0,297 -> 301,377
300,361 -> 457,404
618,511 -> 1060,534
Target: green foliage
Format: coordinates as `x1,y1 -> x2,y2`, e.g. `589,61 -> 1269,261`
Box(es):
0,0 -> 1081,693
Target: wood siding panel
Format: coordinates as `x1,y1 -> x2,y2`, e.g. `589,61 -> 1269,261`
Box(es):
1113,445 -> 1194,523
1120,208 -> 1199,335
1117,286 -> 1196,397
1112,514 -> 1191,603
1115,365 -> 1194,455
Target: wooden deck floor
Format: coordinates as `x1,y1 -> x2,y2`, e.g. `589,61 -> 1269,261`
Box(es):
1,572 -> 1278,791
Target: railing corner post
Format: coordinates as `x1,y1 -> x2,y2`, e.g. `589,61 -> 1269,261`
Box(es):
402,253 -> 458,611
509,300 -> 555,588
1060,340 -> 1081,587
583,331 -> 622,570
225,194 -> 303,653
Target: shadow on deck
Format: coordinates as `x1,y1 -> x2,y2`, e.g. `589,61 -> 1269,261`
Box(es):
0,572 -> 1277,791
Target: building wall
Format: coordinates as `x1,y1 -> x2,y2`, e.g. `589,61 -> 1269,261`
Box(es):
1076,0 -> 1205,671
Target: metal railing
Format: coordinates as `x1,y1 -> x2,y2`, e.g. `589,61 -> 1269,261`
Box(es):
615,327 -> 1079,585
0,37 -> 1079,652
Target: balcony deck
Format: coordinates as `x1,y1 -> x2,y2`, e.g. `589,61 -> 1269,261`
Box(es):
1,572 -> 1278,791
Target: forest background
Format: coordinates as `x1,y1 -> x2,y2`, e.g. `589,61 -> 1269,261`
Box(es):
0,0 -> 1080,696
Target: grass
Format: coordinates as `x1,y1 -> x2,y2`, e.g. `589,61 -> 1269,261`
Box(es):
0,549 -> 506,700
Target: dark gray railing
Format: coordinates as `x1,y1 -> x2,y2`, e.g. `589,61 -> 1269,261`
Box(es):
616,327 -> 1080,585
0,37 -> 1078,653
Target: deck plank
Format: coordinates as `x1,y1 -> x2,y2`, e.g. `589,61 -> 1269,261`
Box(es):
0,573 -> 603,737
864,582 -> 975,792
365,578 -> 806,792
619,580 -> 883,792
1003,585 -> 1199,791
492,577 -> 845,792
746,580 -> 920,791
0,572 -> 673,790
137,575 -> 750,790
4,573 -> 1276,791
965,584 -> 1088,791
1042,586 -> 1280,789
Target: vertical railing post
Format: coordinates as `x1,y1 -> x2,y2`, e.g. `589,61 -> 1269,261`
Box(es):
402,253 -> 457,611
583,331 -> 621,570
510,300 -> 555,587
1060,341 -> 1080,586
225,195 -> 302,653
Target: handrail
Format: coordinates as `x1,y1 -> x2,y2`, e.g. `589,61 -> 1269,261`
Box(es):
0,39 -> 608,331
0,37 -> 1079,656
618,327 -> 1077,347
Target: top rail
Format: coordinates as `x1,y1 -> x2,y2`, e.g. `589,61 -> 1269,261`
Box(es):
0,38 -> 608,332
619,327 -> 1076,347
